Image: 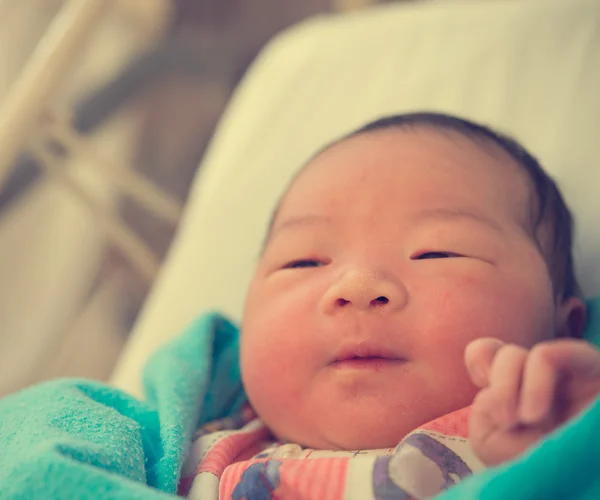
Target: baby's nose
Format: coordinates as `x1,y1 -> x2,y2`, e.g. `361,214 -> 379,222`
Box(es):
319,269 -> 408,314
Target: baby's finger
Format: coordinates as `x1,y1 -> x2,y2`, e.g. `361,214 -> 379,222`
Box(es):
464,338 -> 506,388
518,343 -> 560,425
536,340 -> 600,379
519,340 -> 600,424
488,344 -> 528,429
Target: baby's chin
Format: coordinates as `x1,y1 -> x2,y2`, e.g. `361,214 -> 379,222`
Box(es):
268,400 -> 426,451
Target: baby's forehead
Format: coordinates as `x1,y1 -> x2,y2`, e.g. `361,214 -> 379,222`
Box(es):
292,127 -> 532,201
272,127 -> 535,233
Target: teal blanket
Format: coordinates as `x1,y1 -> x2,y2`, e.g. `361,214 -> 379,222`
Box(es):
0,299 -> 599,499
0,313 -> 246,499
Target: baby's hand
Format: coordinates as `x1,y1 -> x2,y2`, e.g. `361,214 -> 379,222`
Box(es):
464,337 -> 600,467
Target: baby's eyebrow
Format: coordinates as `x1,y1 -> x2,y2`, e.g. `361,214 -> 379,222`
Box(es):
270,214 -> 332,238
412,207 -> 503,233
268,208 -> 502,243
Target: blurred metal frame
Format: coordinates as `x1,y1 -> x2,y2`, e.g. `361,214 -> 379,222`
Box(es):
29,111 -> 183,281
0,0 -> 106,189
0,0 -> 177,282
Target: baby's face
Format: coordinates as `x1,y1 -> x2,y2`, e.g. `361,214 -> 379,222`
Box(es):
241,128 -> 558,450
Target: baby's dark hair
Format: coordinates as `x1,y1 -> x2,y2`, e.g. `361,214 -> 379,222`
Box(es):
269,112 -> 580,299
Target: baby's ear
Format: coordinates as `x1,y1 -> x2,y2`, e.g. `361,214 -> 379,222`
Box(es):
556,296 -> 587,338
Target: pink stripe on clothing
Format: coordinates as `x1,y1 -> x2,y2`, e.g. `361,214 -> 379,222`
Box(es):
198,426 -> 271,476
418,407 -> 470,437
218,457 -> 348,499
278,458 -> 348,500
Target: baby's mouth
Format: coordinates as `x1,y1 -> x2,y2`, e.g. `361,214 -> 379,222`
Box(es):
331,357 -> 403,371
330,344 -> 405,371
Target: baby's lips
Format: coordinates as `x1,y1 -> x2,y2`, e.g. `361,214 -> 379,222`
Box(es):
331,340 -> 405,364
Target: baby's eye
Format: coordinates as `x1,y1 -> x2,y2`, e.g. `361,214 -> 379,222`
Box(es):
412,251 -> 462,260
282,259 -> 324,269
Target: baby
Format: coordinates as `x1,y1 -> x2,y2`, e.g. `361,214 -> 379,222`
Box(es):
182,113 -> 599,499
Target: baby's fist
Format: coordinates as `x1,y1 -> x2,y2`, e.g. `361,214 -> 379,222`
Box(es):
464,337 -> 600,466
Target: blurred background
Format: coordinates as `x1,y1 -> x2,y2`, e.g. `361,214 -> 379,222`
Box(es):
0,0 -> 408,397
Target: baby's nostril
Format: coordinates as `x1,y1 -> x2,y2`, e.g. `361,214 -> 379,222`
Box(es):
336,298 -> 350,307
372,296 -> 389,306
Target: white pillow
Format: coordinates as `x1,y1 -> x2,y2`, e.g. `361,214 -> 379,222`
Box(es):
111,0 -> 600,397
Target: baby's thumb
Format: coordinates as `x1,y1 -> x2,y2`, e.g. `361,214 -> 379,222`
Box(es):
464,338 -> 505,388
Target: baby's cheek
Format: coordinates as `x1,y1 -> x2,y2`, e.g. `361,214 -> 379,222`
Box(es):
417,278 -> 506,356
243,353 -> 299,407
427,270 -> 552,350
241,328 -> 311,424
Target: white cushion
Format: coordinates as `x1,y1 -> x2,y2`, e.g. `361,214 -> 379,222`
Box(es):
110,0 -> 600,397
